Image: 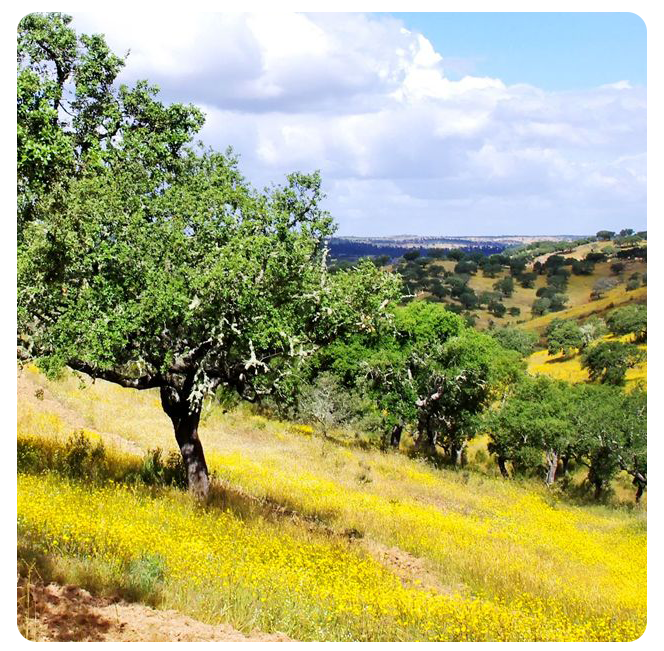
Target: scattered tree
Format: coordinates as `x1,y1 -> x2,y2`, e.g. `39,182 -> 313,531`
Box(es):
606,305 -> 647,342
581,342 -> 645,386
546,320 -> 583,357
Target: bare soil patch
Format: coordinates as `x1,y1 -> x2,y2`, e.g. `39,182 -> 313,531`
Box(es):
17,578 -> 292,642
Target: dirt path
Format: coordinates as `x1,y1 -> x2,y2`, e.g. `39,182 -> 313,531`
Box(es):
17,579 -> 292,642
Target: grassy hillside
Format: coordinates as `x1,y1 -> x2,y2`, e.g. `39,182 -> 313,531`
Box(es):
17,364 -> 646,641
520,285 -> 646,337
393,240 -> 646,331
527,335 -> 647,388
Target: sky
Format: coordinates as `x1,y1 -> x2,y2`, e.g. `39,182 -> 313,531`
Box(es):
72,12 -> 647,237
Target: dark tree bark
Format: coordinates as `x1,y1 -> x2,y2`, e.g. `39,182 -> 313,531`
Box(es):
390,424 -> 403,448
589,471 -> 603,501
497,456 -> 509,479
416,419 -> 437,456
560,454 -> 570,477
632,475 -> 646,503
635,482 -> 644,503
160,385 -> 209,499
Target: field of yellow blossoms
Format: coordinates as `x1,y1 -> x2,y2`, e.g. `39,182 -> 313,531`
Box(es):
17,365 -> 647,641
527,334 -> 647,388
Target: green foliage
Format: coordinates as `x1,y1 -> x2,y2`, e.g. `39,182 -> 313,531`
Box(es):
518,272 -> 537,289
484,376 -> 574,479
308,301 -> 523,459
487,300 -> 506,318
610,262 -> 625,275
17,14 -> 402,496
125,554 -> 167,605
403,250 -> 420,261
570,385 -> 646,500
606,305 -> 647,342
493,276 -> 514,297
62,430 -> 107,481
485,378 -> 646,500
626,277 -> 641,291
531,297 -> 551,316
546,319 -> 584,357
17,14 -> 401,415
581,341 -> 645,386
489,327 -> 538,357
454,260 -> 477,275
17,13 -> 204,235
596,230 -> 615,241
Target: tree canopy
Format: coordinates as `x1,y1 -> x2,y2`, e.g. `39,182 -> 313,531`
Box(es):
17,13 -> 400,497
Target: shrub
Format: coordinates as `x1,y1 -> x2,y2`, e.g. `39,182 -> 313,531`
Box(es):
138,448 -> 188,489
489,327 -> 538,356
610,262 -> 625,275
62,430 -> 107,481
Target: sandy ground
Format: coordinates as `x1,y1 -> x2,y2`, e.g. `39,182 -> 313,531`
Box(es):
17,579 -> 292,642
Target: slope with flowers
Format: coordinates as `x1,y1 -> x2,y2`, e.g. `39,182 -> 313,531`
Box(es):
17,364 -> 646,641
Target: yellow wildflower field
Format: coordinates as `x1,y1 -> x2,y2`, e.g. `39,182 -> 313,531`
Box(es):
17,366 -> 647,641
527,336 -> 646,388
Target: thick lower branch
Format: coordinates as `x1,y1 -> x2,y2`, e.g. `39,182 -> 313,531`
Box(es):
68,360 -> 162,390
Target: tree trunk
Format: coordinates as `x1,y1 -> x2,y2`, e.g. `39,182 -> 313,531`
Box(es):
545,450 -> 558,485
635,482 -> 644,503
633,476 -> 646,503
592,476 -> 603,501
452,441 -> 467,467
415,413 -> 431,451
560,454 -> 570,477
390,424 -> 403,448
160,386 -> 209,500
497,456 -> 509,479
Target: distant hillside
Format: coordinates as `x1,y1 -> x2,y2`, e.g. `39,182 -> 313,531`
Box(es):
327,235 -> 588,262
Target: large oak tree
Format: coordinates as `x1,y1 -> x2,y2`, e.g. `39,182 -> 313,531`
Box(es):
17,13 -> 400,497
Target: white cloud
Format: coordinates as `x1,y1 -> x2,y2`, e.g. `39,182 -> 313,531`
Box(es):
72,12 -> 646,235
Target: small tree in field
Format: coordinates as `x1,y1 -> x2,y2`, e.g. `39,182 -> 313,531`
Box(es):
17,14 -> 401,498
606,305 -> 647,342
298,373 -> 354,437
546,319 -> 584,357
581,342 -> 644,386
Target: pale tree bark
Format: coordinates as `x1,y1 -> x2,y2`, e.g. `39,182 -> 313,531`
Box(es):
545,450 -> 558,486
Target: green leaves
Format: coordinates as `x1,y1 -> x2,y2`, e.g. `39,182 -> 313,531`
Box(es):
581,341 -> 645,386
17,24 -> 401,409
546,319 -> 584,357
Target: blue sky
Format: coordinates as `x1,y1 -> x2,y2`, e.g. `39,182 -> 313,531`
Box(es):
73,12 -> 647,236
388,12 -> 646,90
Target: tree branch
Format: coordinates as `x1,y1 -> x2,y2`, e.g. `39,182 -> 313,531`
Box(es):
68,359 -> 162,390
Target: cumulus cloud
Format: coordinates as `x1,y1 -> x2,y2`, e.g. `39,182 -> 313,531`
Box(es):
72,12 -> 646,235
